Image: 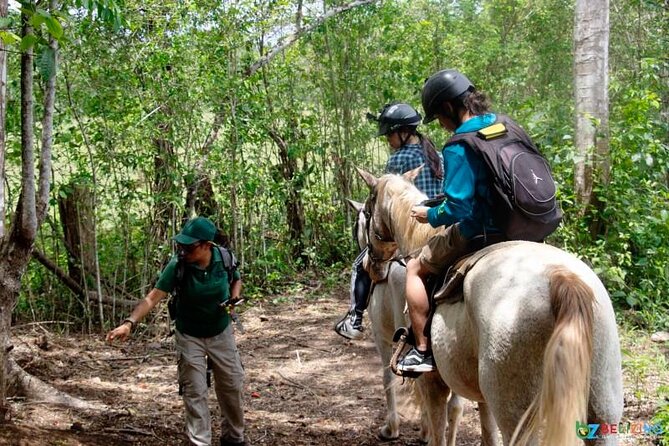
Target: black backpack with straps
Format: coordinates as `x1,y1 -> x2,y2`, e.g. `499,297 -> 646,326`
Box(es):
446,114 -> 562,241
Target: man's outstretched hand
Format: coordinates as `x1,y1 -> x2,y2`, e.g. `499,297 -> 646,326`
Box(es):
106,322 -> 131,343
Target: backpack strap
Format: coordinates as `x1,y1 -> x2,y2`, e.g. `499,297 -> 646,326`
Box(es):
217,246 -> 238,285
446,114 -> 538,153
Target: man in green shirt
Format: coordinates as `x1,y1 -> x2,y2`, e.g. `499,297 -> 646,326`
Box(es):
107,216 -> 246,446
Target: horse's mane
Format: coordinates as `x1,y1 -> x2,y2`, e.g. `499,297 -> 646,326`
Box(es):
376,174 -> 442,255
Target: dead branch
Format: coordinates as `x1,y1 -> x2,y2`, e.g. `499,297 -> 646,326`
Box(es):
31,249 -> 136,307
12,321 -> 74,329
83,353 -> 173,363
103,427 -> 156,437
276,371 -> 321,400
246,0 -> 378,76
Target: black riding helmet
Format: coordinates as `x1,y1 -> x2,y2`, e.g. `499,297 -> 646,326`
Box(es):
372,103 -> 422,136
421,69 -> 475,124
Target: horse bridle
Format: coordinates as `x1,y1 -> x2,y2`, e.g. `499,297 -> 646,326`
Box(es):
364,187 -> 398,264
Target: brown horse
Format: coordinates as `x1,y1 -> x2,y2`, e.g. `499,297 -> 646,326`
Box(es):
357,167 -> 623,446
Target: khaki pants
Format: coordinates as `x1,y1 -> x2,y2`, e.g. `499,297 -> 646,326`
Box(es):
418,223 -> 470,274
176,326 -> 245,446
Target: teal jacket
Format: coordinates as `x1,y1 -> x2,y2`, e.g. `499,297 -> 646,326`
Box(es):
427,113 -> 501,239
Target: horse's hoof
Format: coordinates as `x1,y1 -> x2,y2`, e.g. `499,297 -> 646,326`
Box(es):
377,427 -> 399,442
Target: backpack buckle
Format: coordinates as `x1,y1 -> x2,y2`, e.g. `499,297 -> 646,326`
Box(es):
477,123 -> 507,140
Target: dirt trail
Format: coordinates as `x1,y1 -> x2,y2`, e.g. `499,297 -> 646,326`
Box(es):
0,282 -> 664,445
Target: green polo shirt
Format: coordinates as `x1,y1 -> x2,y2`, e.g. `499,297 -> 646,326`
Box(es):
155,247 -> 241,338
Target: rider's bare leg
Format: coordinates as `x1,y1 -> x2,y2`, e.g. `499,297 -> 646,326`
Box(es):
406,257 -> 431,351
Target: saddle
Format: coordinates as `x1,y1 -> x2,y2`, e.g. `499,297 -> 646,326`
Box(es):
432,237 -> 512,305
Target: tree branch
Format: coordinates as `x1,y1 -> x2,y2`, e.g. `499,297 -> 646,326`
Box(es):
246,0 -> 377,76
18,12 -> 36,242
31,250 -> 136,308
36,0 -> 58,223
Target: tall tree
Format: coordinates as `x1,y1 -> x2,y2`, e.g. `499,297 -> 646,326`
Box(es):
0,0 -> 6,242
573,0 -> 610,209
0,1 -> 57,418
0,0 -> 123,418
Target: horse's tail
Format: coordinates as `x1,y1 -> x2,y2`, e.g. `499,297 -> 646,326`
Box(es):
511,266 -> 595,446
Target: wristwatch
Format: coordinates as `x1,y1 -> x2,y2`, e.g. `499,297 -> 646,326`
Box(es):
122,318 -> 136,330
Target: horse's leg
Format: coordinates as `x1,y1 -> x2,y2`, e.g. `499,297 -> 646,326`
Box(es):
478,401 -> 500,446
378,353 -> 400,440
585,382 -> 623,446
417,371 -> 451,446
446,392 -> 464,446
369,285 -> 401,441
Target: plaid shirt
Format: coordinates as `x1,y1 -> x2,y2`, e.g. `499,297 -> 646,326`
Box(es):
385,144 -> 443,198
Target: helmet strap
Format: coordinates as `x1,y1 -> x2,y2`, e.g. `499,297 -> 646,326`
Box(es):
399,131 -> 409,147
397,127 -> 417,146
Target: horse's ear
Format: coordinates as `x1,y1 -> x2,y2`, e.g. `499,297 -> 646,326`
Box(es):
345,199 -> 364,213
403,164 -> 424,183
355,167 -> 378,189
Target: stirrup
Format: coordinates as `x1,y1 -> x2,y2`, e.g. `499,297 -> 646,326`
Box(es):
389,327 -> 421,379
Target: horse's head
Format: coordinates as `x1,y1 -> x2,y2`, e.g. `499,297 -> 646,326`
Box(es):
356,166 -> 425,282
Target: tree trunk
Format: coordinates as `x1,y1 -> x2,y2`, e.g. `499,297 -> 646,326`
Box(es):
152,134 -> 175,238
228,94 -> 240,253
58,183 -> 96,285
0,0 -> 7,242
6,358 -> 105,410
574,0 -> 610,210
183,110 -> 224,223
268,129 -> 306,261
0,1 -> 57,419
185,173 -> 218,219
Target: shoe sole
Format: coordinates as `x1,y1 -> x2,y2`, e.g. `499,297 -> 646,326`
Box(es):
397,364 -> 435,373
334,326 -> 364,340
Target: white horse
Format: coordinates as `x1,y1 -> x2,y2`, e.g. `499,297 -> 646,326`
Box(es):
347,200 -> 494,446
356,168 -> 623,446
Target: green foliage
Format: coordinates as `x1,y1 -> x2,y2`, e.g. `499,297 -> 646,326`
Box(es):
620,325 -> 669,417
6,0 -> 669,332
622,346 -> 658,403
570,62 -> 669,330
38,46 -> 56,80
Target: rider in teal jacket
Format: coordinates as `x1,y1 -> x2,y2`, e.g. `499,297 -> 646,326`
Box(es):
426,113 -> 501,239
399,70 -> 509,374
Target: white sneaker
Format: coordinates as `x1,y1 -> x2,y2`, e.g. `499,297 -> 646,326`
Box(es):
334,313 -> 364,340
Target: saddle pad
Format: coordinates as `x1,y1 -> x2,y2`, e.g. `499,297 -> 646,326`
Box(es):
433,241 -> 523,305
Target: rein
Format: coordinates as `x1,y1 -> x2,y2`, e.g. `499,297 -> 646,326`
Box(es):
364,178 -> 430,271
364,187 -> 399,264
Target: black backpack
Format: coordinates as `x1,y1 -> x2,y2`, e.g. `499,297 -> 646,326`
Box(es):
446,115 -> 562,241
168,246 -> 238,320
